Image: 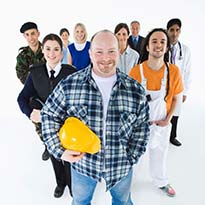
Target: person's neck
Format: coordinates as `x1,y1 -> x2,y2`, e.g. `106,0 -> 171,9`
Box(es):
92,68 -> 116,78
76,40 -> 85,44
47,62 -> 60,69
119,43 -> 127,54
171,40 -> 178,46
63,41 -> 69,48
132,34 -> 138,38
30,41 -> 40,53
147,58 -> 164,71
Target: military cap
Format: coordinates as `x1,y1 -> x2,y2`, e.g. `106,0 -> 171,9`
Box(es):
20,22 -> 38,33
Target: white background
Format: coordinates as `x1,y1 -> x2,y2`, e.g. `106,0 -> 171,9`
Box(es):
0,0 -> 204,204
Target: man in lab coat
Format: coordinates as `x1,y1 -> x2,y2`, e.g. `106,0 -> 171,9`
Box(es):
167,18 -> 192,146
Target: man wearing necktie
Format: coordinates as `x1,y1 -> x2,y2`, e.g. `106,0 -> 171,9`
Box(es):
170,45 -> 177,64
127,20 -> 145,56
133,37 -> 138,49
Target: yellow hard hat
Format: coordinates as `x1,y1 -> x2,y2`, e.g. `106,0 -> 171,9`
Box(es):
58,117 -> 101,154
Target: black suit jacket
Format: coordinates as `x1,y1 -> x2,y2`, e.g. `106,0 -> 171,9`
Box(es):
128,35 -> 145,55
17,63 -> 76,117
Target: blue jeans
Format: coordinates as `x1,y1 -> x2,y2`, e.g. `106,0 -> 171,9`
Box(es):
71,168 -> 134,205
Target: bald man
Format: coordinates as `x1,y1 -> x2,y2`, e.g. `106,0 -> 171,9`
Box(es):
41,30 -> 150,205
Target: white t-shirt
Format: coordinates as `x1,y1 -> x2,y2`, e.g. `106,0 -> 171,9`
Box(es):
92,71 -> 117,143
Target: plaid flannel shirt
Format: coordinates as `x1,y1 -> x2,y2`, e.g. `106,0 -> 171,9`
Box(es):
41,66 -> 150,190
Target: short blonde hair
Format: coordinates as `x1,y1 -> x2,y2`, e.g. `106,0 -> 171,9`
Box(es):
73,23 -> 88,43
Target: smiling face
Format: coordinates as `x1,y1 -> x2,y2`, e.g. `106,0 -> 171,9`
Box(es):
130,22 -> 140,37
60,31 -> 70,43
42,40 -> 63,68
146,31 -> 168,60
89,31 -> 120,77
115,27 -> 129,48
23,28 -> 40,48
74,24 -> 87,43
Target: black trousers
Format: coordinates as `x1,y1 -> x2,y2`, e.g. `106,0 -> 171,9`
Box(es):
50,155 -> 72,194
34,123 -> 72,195
170,116 -> 179,141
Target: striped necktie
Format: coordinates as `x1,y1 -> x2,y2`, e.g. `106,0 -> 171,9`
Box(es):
171,46 -> 177,64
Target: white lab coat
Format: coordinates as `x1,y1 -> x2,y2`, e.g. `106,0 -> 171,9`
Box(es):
170,42 -> 192,116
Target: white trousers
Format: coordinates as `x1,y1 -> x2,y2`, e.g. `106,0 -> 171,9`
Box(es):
148,124 -> 171,187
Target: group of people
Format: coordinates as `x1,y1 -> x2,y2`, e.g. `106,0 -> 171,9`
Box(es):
15,18 -> 191,204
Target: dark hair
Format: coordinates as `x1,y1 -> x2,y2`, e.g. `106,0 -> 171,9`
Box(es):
114,23 -> 130,35
166,18 -> 182,30
139,28 -> 170,101
59,28 -> 70,36
42,33 -> 63,51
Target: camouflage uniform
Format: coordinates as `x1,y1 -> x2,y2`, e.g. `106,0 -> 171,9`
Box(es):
15,42 -> 44,84
16,42 -> 44,140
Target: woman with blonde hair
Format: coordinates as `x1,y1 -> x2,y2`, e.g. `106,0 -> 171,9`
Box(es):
68,23 -> 91,70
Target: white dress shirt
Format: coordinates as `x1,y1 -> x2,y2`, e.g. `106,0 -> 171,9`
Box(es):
117,46 -> 139,74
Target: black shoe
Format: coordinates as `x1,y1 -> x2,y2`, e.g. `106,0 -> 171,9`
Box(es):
170,138 -> 182,146
42,148 -> 50,161
54,186 -> 65,198
69,189 -> 73,197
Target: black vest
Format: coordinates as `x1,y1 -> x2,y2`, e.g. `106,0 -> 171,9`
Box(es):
30,63 -> 76,103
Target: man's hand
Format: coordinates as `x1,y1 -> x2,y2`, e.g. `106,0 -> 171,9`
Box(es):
61,150 -> 85,163
151,118 -> 170,127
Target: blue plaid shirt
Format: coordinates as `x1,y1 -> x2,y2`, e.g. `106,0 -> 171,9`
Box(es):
41,66 -> 150,190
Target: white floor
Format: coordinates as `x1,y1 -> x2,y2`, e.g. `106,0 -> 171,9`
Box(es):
1,90 -> 204,205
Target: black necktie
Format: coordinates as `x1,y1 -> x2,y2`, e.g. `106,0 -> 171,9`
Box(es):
50,70 -> 55,80
49,70 -> 55,90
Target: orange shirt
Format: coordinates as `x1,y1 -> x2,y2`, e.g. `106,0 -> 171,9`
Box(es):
129,61 -> 183,113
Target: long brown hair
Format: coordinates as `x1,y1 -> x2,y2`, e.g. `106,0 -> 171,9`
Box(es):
139,28 -> 171,101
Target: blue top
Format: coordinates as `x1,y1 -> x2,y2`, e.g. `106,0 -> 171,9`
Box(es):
68,41 -> 91,70
62,47 -> 69,64
41,66 -> 150,190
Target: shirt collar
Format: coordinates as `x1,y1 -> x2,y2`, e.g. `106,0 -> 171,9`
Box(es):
46,62 -> 61,78
171,41 -> 179,49
132,35 -> 139,41
124,46 -> 131,55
